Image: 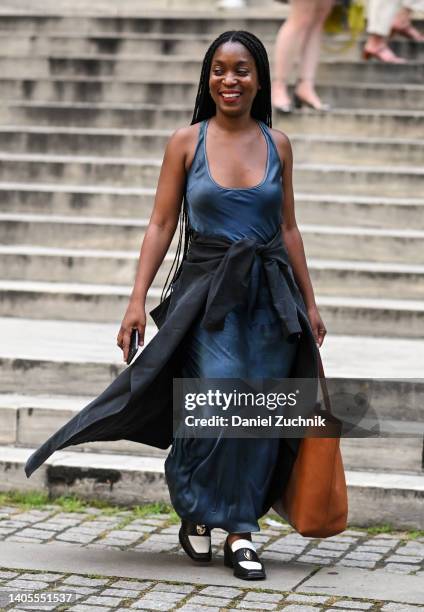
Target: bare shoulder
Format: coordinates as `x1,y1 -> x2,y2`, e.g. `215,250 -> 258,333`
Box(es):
268,127 -> 293,165
164,123 -> 202,173
164,124 -> 193,154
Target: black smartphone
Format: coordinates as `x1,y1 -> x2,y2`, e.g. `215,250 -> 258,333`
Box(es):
126,328 -> 139,365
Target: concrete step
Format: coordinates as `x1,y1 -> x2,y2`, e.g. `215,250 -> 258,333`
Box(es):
2,0 -> 268,12
3,245 -> 424,300
294,164 -> 424,197
0,245 -> 175,288
0,154 -> 423,196
0,0 -> 238,10
0,32 -> 422,60
1,279 -> 423,335
0,78 -> 423,110
0,32 -> 220,57
0,316 -> 130,395
1,316 -> 424,395
1,214 -> 423,263
345,469 -> 424,529
316,296 -> 424,338
0,181 -> 157,217
301,224 -> 424,264
0,126 -> 423,167
3,103 -> 423,139
317,60 -> 424,86
280,109 -> 424,139
0,212 -> 154,249
0,184 -> 423,231
0,55 -> 422,85
0,279 -> 161,322
2,445 -> 423,528
293,194 -> 424,231
0,13 -> 373,38
1,393 -> 422,473
341,436 -> 423,475
306,259 -> 424,300
0,392 -> 168,458
0,152 -> 163,187
0,12 -> 420,38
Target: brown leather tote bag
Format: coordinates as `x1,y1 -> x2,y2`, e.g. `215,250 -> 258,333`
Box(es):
272,350 -> 348,538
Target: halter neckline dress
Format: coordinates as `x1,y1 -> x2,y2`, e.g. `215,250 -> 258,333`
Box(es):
164,117 -> 300,534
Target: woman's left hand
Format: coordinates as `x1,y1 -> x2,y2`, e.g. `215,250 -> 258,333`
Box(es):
307,305 -> 327,348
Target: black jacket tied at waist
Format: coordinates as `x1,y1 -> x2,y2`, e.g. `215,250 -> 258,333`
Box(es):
177,229 -> 306,342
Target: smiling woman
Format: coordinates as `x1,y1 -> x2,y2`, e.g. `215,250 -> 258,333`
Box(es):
24,29 -> 327,583
159,31 -> 326,579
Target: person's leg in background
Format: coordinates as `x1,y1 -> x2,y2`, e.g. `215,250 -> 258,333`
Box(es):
272,0 -> 319,111
390,0 -> 424,41
363,0 -> 406,62
293,0 -> 335,110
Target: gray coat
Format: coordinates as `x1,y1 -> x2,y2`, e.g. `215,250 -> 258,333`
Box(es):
24,228 -> 319,517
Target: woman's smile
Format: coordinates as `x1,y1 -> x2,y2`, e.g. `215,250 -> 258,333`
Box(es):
220,90 -> 242,102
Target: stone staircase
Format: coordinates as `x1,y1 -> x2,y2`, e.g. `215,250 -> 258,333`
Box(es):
0,10 -> 423,528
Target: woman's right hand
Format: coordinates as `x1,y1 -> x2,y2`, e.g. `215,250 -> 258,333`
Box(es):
116,299 -> 146,363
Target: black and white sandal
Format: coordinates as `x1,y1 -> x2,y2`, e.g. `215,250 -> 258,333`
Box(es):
178,519 -> 212,562
224,537 -> 266,580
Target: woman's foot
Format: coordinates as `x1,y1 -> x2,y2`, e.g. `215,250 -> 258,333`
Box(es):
271,79 -> 293,114
293,79 -> 331,112
224,533 -> 266,580
362,42 -> 407,63
179,519 -> 212,562
362,34 -> 407,64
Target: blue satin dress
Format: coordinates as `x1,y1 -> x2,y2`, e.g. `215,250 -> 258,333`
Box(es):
164,118 -> 300,533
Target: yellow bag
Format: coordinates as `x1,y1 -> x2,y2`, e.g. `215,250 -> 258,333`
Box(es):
324,1 -> 365,53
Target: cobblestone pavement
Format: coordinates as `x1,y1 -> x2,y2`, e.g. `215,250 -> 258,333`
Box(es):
1,506 -> 422,576
1,566 -> 424,612
0,504 -> 423,611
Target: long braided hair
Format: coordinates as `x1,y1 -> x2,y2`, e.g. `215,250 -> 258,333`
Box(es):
160,30 -> 273,304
